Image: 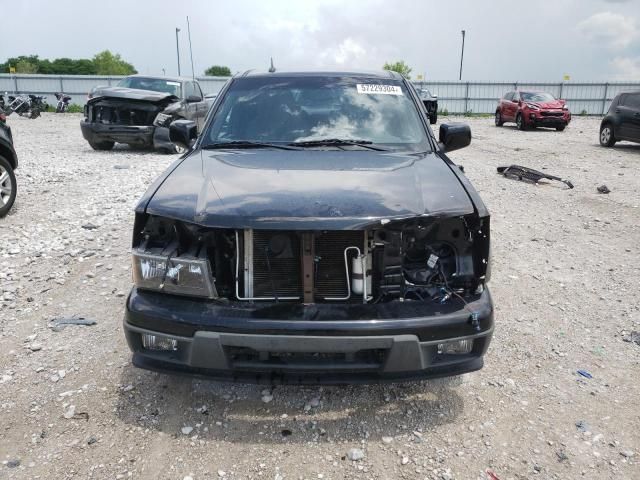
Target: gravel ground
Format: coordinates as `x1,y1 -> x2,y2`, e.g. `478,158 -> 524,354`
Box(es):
1,113 -> 639,480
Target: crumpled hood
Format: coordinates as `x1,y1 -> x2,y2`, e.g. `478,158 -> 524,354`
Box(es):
144,149 -> 475,229
90,86 -> 178,103
528,100 -> 565,109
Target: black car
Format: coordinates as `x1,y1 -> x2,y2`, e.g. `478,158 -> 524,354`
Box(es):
0,114 -> 18,217
81,75 -> 212,153
123,70 -> 493,384
418,88 -> 438,124
600,91 -> 640,147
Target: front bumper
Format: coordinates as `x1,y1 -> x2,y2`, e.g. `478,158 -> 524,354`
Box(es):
527,111 -> 571,127
80,121 -> 174,150
123,287 -> 494,384
81,120 -> 154,147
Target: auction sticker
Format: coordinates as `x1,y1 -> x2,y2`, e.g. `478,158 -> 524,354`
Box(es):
357,84 -> 403,95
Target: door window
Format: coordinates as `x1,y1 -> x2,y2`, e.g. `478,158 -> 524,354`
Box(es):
503,92 -> 513,101
184,82 -> 200,100
194,82 -> 204,99
622,93 -> 640,109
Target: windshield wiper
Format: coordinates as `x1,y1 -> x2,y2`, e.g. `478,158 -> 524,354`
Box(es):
288,139 -> 387,151
201,141 -> 301,151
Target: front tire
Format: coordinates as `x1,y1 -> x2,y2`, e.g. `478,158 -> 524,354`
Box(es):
0,156 -> 17,218
495,110 -> 504,126
600,124 -> 616,147
88,140 -> 115,151
556,125 -> 566,132
516,113 -> 527,130
160,144 -> 188,155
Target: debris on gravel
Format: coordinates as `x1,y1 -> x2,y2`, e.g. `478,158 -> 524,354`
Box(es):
49,315 -> 97,331
623,331 -> 640,346
347,448 -> 365,461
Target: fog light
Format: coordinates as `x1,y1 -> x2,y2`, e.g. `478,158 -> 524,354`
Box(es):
142,333 -> 178,351
437,339 -> 473,355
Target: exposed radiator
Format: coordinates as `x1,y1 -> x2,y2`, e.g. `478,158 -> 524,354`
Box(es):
252,230 -> 302,298
315,231 -> 364,299
243,230 -> 364,301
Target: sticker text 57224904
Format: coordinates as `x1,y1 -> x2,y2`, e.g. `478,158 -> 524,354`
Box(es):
356,84 -> 403,95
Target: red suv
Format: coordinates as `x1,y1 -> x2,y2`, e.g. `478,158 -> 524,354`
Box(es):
495,91 -> 571,131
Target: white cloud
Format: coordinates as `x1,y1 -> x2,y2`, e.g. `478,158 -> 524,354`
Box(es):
577,12 -> 638,48
611,56 -> 640,79
322,38 -> 367,65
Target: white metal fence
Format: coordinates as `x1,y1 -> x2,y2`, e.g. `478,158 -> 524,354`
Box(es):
1,74 -> 639,115
0,74 -> 229,107
413,81 -> 640,115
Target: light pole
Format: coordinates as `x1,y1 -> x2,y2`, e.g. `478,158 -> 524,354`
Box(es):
459,29 -> 466,81
175,27 -> 181,76
187,16 -> 195,79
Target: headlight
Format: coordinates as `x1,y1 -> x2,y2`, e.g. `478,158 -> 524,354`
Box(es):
525,103 -> 540,110
132,250 -> 217,298
153,113 -> 173,127
562,105 -> 569,110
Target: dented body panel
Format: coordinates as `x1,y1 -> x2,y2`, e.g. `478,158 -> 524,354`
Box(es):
143,149 -> 476,230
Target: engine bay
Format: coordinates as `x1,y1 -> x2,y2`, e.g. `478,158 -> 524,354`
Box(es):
132,214 -> 490,305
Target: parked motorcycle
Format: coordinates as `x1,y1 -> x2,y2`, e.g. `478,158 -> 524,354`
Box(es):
28,94 -> 47,118
55,92 -> 72,113
2,93 -> 47,119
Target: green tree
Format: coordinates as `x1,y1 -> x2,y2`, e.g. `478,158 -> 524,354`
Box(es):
1,52 -> 135,75
1,55 -> 40,73
204,65 -> 231,76
70,59 -> 97,75
383,60 -> 412,79
15,59 -> 38,73
92,50 -> 137,75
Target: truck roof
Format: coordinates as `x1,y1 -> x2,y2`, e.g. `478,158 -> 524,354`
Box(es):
239,69 -> 402,80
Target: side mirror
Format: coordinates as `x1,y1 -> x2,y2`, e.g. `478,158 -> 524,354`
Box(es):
512,99 -> 520,104
186,95 -> 202,103
169,119 -> 198,149
439,123 -> 471,153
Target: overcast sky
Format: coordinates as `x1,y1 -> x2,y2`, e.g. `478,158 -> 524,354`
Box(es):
1,0 -> 639,81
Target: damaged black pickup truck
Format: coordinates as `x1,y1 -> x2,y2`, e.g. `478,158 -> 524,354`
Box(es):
81,75 -> 212,153
124,70 -> 493,384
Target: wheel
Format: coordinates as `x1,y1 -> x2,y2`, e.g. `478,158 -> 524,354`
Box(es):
160,144 -> 188,155
56,104 -> 62,113
429,112 -> 438,125
88,140 -> 115,151
556,126 -> 566,132
0,156 -> 17,218
516,113 -> 527,130
599,124 -> 616,147
495,110 -> 504,126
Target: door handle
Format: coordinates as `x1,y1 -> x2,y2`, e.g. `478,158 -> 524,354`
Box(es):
634,112 -> 640,117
